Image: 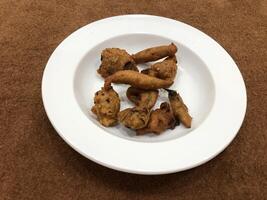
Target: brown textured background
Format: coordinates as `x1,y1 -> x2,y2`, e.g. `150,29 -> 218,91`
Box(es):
0,0 -> 266,199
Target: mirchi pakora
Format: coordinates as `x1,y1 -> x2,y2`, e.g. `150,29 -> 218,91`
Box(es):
104,70 -> 173,90
132,43 -> 177,64
126,87 -> 158,110
97,48 -> 138,78
91,87 -> 120,127
136,102 -> 176,135
167,89 -> 192,128
118,107 -> 150,130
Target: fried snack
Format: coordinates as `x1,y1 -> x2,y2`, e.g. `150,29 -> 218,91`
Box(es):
167,89 -> 192,128
118,107 -> 150,130
151,56 -> 177,81
104,70 -> 173,90
132,43 -> 177,64
141,57 -> 177,81
97,48 -> 138,78
141,68 -> 158,77
91,87 -> 120,127
126,87 -> 158,110
137,102 -> 176,135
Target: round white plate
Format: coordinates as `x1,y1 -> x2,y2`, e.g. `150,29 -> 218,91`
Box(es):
42,15 -> 246,174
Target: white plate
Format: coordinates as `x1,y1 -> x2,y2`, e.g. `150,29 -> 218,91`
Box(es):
42,15 -> 247,174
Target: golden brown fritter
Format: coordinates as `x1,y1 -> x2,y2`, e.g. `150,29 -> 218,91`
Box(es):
91,87 -> 120,127
97,48 -> 138,78
132,43 -> 177,64
104,70 -> 173,90
141,68 -> 158,77
136,102 -> 176,135
126,87 -> 158,110
141,56 -> 177,81
167,89 -> 192,128
151,56 -> 177,81
118,107 -> 150,130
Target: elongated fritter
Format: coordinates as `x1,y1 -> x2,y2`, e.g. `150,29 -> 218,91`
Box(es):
126,87 -> 158,110
98,48 -> 138,78
132,43 -> 177,64
104,70 -> 173,90
118,107 -> 150,130
136,102 -> 176,135
167,89 -> 192,128
91,87 -> 120,127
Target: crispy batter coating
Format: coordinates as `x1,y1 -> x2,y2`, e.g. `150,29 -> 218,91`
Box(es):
118,107 -> 150,130
126,87 -> 158,110
97,48 -> 138,78
91,87 -> 120,127
141,68 -> 158,77
141,57 -> 177,81
132,43 -> 177,64
151,56 -> 177,81
136,102 -> 176,135
167,89 -> 192,128
104,70 -> 173,90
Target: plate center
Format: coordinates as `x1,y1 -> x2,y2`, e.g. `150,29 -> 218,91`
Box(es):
74,34 -> 215,142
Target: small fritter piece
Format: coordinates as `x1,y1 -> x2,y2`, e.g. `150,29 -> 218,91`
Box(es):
118,107 -> 150,130
151,56 -> 177,81
141,57 -> 177,81
137,102 -> 176,135
132,43 -> 177,64
91,87 -> 120,127
104,70 -> 173,90
126,87 -> 158,110
167,89 -> 192,128
97,48 -> 138,78
141,68 -> 158,77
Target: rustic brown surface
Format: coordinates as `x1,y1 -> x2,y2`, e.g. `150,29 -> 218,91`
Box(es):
0,0 -> 266,199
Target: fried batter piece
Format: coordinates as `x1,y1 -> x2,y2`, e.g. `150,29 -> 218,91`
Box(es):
118,107 -> 150,130
167,89 -> 192,128
97,48 -> 138,78
132,43 -> 177,64
91,87 -> 120,127
104,70 -> 173,90
126,87 -> 158,110
141,57 -> 177,81
137,102 -> 176,135
141,68 -> 158,77
151,56 -> 177,81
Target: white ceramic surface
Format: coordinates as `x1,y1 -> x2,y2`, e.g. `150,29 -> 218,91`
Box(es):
42,15 -> 247,174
